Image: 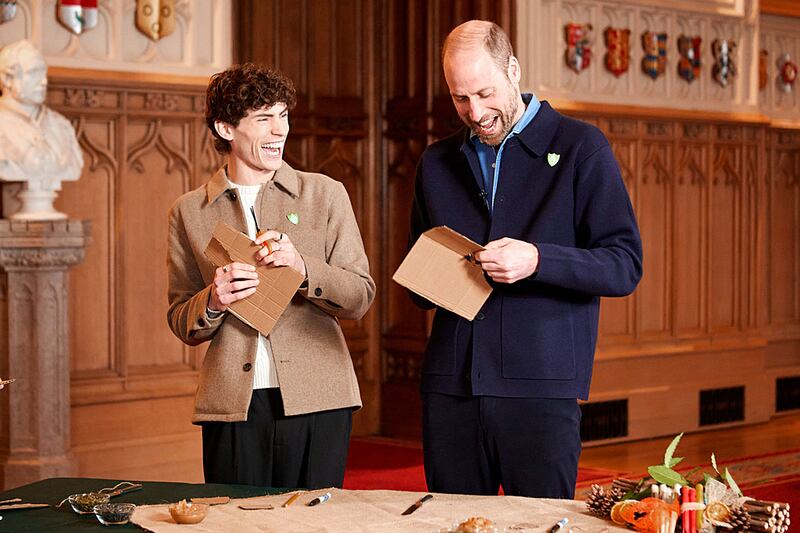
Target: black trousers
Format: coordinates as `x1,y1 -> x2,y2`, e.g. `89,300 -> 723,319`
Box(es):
422,392 -> 581,498
201,388 -> 352,489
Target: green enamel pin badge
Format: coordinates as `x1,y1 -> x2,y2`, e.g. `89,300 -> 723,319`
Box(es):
287,213 -> 299,225
547,153 -> 560,167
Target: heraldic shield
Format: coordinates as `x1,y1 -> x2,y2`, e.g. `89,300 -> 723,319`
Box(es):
711,39 -> 737,88
777,53 -> 798,94
564,23 -> 593,74
136,0 -> 176,41
57,0 -> 98,35
677,35 -> 702,83
641,31 -> 667,80
604,27 -> 630,77
1,0 -> 17,25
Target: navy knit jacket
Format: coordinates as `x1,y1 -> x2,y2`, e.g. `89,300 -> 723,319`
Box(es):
410,99 -> 643,400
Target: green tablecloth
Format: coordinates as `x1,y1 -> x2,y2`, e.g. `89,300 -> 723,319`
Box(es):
0,477 -> 284,532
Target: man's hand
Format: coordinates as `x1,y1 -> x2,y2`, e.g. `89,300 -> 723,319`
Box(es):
474,237 -> 539,284
209,262 -> 259,311
254,230 -> 307,278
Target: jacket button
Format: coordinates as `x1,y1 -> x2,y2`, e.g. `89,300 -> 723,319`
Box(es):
475,312 -> 485,321
242,363 -> 252,372
314,287 -> 323,297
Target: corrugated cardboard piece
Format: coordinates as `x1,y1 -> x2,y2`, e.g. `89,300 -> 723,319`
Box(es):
204,221 -> 305,336
393,226 -> 492,320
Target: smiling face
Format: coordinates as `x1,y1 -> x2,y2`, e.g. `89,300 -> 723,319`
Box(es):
444,46 -> 524,146
216,102 -> 289,179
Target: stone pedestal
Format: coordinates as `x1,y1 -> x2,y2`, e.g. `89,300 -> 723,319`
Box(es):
0,220 -> 91,490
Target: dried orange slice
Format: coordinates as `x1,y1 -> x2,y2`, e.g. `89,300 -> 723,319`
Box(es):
610,500 -> 630,525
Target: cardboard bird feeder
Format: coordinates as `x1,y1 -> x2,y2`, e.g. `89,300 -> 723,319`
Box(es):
204,221 -> 305,336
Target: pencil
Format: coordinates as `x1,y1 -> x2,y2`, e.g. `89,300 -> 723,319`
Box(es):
249,206 -> 273,254
282,492 -> 301,508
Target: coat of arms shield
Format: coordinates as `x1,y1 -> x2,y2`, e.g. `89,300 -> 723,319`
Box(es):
57,0 -> 98,35
641,31 -> 667,80
604,27 -> 630,77
564,23 -> 593,74
777,53 -> 798,94
1,0 -> 17,25
711,39 -> 737,88
135,0 -> 176,42
677,35 -> 702,83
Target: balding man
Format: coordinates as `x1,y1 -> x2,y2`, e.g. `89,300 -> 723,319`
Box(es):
408,20 -> 642,498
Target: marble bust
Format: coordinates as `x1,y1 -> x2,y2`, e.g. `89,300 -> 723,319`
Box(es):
0,40 -> 83,220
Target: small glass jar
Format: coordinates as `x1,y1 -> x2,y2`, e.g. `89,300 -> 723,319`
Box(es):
93,502 -> 136,525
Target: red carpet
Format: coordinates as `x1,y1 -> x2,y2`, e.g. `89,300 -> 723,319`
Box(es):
722,449 -> 800,512
344,438 -> 427,491
347,438 -> 800,511
575,448 -> 800,508
343,437 -> 626,492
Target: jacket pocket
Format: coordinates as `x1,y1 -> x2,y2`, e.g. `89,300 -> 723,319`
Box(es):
422,310 -> 461,376
500,295 -> 576,380
285,226 -> 325,261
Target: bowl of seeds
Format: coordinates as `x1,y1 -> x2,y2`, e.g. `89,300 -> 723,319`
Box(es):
67,492 -> 111,514
93,502 -> 136,525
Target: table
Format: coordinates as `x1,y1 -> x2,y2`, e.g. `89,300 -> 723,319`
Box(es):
0,478 -> 629,532
0,477 -> 280,532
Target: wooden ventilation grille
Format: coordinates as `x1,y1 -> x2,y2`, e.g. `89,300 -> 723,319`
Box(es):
699,386 -> 745,426
580,399 -> 628,441
776,376 -> 800,412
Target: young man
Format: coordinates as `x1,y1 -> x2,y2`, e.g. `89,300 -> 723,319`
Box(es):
167,63 -> 374,488
409,20 -> 642,498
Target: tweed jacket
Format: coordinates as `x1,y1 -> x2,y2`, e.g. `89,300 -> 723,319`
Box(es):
411,100 -> 642,400
167,163 -> 375,422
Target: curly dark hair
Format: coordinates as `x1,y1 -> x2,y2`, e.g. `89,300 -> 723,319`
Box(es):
205,63 -> 297,154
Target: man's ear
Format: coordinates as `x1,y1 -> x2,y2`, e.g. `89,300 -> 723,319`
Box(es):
214,120 -> 234,142
507,56 -> 521,84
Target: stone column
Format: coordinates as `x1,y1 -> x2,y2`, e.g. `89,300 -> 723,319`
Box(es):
0,220 -> 91,489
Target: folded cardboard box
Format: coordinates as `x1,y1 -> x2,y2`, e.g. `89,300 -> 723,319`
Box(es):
204,221 -> 305,336
393,226 -> 492,321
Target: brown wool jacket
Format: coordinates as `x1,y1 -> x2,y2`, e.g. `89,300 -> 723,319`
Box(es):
167,163 -> 375,422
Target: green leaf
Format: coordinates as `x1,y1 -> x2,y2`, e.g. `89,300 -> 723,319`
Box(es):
725,467 -> 742,496
664,433 -> 684,467
648,465 -> 689,487
668,456 -> 684,468
711,453 -> 720,476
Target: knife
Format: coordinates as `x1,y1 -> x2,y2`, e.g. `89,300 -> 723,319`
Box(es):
401,493 -> 433,515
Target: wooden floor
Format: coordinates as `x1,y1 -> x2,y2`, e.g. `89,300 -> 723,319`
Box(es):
579,411 -> 800,475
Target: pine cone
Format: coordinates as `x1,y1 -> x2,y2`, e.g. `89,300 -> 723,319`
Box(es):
586,484 -> 621,518
728,504 -> 750,532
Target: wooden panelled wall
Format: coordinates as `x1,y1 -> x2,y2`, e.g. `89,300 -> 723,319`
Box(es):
234,0 -> 515,439
1,0 -> 798,483
234,0 -> 383,434
575,112 -> 800,441
33,73 -> 224,482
